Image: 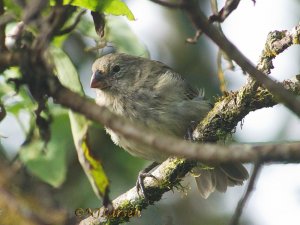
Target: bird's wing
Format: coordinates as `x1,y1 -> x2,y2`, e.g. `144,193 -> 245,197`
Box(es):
184,83 -> 200,100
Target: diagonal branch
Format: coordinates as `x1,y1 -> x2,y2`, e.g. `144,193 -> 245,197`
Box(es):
151,0 -> 300,117
182,0 -> 300,117
46,73 -> 300,164
51,74 -> 300,225
148,0 -> 300,140
229,161 -> 262,225
209,0 -> 241,23
194,75 -> 300,142
1,52 -> 300,225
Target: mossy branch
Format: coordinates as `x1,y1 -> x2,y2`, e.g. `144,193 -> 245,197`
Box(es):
194,76 -> 300,142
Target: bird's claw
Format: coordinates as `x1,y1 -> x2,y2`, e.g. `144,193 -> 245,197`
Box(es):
135,162 -> 159,199
136,172 -> 158,198
184,120 -> 197,141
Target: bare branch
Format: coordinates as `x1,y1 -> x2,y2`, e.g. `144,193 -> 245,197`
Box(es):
186,29 -> 202,44
182,1 -> 300,117
91,11 -> 105,38
229,162 -> 262,225
0,0 -> 7,52
22,0 -> 48,24
194,75 -> 300,142
257,28 -> 300,74
209,0 -> 241,23
57,9 -> 86,35
0,52 -> 20,72
1,47 -> 300,225
48,75 -> 300,164
148,0 -> 300,117
79,158 -> 196,225
33,5 -> 74,52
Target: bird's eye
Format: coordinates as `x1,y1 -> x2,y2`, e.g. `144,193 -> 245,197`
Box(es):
112,65 -> 121,73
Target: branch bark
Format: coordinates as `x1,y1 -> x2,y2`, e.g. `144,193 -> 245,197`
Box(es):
0,0 -> 6,52
51,74 -> 300,225
1,24 -> 300,225
182,0 -> 300,117
36,69 -> 300,163
194,76 -> 300,142
229,162 -> 262,225
150,0 -> 300,117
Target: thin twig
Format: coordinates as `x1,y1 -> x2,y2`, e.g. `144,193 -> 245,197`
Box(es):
182,1 -> 300,117
229,161 -> 262,225
57,9 -> 86,35
210,0 -> 231,93
33,5 -> 73,52
257,28 -> 300,74
186,29 -> 202,43
0,0 -> 7,51
217,49 -> 227,93
209,0 -> 241,23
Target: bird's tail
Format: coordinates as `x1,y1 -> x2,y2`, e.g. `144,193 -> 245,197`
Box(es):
193,163 -> 249,199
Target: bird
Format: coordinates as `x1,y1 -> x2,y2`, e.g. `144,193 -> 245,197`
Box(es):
90,53 -> 249,199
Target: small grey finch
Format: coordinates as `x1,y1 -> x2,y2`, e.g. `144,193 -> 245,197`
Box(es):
90,53 -> 248,198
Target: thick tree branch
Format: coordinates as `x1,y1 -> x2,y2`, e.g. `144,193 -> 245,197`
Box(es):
257,28 -> 300,74
52,74 -> 300,225
182,1 -> 300,117
1,52 -> 300,225
42,72 -> 300,163
46,77 -> 300,163
0,52 -> 20,73
151,0 -> 300,117
79,157 -> 196,225
194,75 -> 300,142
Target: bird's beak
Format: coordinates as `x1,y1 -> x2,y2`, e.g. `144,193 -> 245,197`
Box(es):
90,70 -> 110,89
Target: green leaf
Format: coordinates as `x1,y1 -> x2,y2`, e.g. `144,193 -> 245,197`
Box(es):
49,46 -> 110,199
20,111 -> 73,187
102,0 -> 135,20
1,68 -> 36,115
106,16 -> 149,57
50,47 -> 84,94
4,0 -> 22,18
61,0 -> 135,20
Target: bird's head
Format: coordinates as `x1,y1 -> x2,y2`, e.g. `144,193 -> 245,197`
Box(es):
90,53 -> 172,97
91,53 -> 144,95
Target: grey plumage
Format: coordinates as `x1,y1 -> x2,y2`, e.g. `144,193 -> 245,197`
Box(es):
91,53 -> 248,198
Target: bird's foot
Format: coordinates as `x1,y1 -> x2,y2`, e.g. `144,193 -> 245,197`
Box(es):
136,162 -> 159,199
184,120 -> 197,141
